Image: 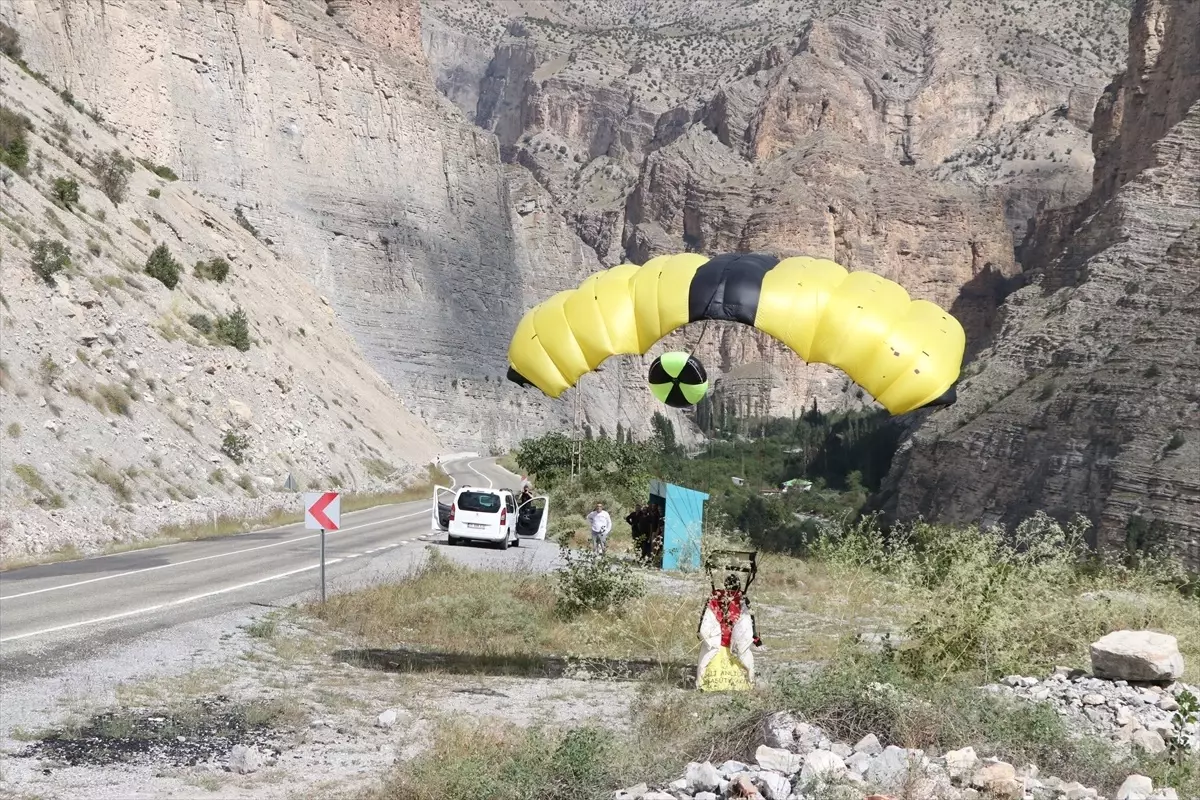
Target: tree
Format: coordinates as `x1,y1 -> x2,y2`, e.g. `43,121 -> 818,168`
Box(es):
92,149 -> 134,205
29,239 -> 70,283
215,307 -> 251,352
144,243 -> 181,289
52,176 -> 79,208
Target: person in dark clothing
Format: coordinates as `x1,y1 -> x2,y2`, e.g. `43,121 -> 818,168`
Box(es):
626,504 -> 655,561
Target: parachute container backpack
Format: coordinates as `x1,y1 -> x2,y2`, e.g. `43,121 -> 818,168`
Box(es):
503,252 -> 966,414
697,549 -> 761,692
647,351 -> 709,408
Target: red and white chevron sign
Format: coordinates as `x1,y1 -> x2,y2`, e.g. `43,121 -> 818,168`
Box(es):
304,491 -> 341,531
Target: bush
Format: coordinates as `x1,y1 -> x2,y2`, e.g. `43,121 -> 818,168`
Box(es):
214,307 -> 250,351
187,313 -> 212,334
554,546 -> 646,619
91,149 -> 134,205
147,187 -> 160,199
810,511 -> 1197,682
52,176 -> 79,208
144,243 -> 181,289
136,158 -> 178,181
220,430 -> 250,464
193,256 -> 230,282
0,105 -> 31,173
0,21 -> 20,62
29,238 -> 71,283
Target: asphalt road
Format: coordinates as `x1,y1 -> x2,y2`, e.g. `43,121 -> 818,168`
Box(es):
0,456 -> 552,682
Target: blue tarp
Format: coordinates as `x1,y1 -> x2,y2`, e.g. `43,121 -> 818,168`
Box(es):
649,478 -> 709,571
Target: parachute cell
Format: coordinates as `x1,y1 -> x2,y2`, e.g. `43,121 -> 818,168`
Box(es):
505,252 -> 966,415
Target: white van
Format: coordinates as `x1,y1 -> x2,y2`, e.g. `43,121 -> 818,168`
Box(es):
431,485 -> 549,547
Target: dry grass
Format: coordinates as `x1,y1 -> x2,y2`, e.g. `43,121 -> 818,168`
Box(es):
309,549 -> 699,665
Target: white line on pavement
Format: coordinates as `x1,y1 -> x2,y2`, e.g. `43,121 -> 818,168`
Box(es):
0,560 -> 344,643
0,510 -> 425,601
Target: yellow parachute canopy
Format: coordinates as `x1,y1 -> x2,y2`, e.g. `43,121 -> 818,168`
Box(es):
505,253 -> 966,415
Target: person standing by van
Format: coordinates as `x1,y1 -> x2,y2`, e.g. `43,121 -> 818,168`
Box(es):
586,501 -> 612,555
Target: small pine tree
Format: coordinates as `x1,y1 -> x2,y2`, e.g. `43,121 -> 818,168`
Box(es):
215,307 -> 250,352
144,243 -> 181,289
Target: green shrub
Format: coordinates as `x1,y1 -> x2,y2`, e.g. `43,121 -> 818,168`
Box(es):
136,158 -> 178,181
52,176 -> 79,208
0,105 -> 32,173
147,187 -> 160,199
214,307 -> 250,351
144,243 -> 181,289
29,238 -> 71,283
553,546 -> 646,619
187,313 -> 212,334
193,256 -> 230,282
221,429 -> 251,464
91,149 -> 134,205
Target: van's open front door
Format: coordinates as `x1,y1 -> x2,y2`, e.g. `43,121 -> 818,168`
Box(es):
516,495 -> 549,540
431,485 -> 454,531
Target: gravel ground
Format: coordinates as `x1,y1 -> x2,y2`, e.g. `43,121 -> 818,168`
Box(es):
0,537 -> 664,800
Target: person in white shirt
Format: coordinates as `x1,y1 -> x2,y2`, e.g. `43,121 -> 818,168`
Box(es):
585,501 -> 612,555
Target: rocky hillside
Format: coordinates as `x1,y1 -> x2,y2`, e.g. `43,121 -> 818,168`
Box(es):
0,0 -> 696,452
420,0 -> 1130,417
0,47 -> 442,560
881,0 -> 1200,570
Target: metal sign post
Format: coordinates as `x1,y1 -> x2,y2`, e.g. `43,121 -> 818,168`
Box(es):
319,528 -> 326,604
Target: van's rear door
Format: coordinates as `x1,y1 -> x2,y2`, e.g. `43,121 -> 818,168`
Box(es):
454,489 -> 503,533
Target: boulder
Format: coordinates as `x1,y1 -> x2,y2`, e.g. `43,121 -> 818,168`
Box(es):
1091,631 -> 1185,682
800,749 -> 847,783
1116,775 -> 1154,800
755,744 -> 801,775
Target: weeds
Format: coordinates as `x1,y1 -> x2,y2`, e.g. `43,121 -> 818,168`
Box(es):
86,460 -> 133,502
13,463 -> 66,508
807,512 -> 1199,683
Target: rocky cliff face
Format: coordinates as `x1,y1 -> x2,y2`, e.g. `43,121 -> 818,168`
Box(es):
0,50 -> 441,560
0,0 -> 694,451
882,0 -> 1200,570
420,0 -> 1129,418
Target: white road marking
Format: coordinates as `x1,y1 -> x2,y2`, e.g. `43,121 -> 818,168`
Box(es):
0,510 -> 425,601
466,458 -> 494,489
0,560 -> 344,643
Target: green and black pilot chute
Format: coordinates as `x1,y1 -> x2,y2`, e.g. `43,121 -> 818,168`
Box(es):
647,351 -> 709,408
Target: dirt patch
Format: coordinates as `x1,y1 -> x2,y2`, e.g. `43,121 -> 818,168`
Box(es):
18,695 -> 301,769
335,647 -> 696,687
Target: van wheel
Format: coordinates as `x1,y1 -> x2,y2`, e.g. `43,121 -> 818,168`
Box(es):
447,535 -> 459,546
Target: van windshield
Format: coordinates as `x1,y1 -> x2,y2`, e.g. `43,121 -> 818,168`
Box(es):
457,491 -> 501,513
